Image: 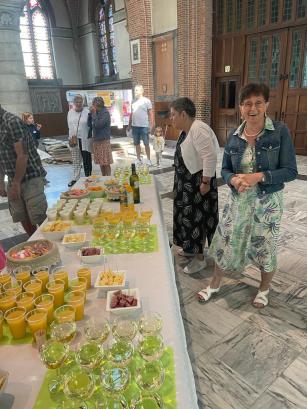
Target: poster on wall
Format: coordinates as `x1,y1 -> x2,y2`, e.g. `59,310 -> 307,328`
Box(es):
66,89 -> 133,128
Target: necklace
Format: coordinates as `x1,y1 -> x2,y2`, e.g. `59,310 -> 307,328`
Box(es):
244,127 -> 263,138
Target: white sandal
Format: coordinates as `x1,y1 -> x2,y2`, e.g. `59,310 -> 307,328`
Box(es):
197,286 -> 220,303
252,289 -> 269,308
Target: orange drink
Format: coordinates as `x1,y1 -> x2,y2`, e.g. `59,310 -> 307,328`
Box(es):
0,283 -> 2,294
65,291 -> 85,321
0,271 -> 11,287
34,294 -> 54,324
4,280 -> 23,297
4,306 -> 26,339
25,308 -> 48,335
0,310 -> 3,339
54,305 -> 75,323
16,292 -> 35,312
0,293 -> 16,312
53,268 -> 69,291
13,266 -> 31,285
23,279 -> 43,298
70,277 -> 87,299
33,266 -> 49,292
77,268 -> 91,290
46,279 -> 64,309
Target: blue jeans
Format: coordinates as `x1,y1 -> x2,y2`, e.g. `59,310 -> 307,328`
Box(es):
132,126 -> 149,146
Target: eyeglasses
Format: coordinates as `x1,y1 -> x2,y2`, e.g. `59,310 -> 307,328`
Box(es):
242,101 -> 266,109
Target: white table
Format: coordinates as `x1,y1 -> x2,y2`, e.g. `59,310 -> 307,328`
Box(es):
0,177 -> 199,409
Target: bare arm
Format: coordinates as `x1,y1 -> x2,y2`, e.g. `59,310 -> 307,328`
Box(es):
8,141 -> 28,200
148,108 -> 155,132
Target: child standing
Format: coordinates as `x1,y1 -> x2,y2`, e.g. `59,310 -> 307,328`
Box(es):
152,126 -> 165,167
22,112 -> 42,148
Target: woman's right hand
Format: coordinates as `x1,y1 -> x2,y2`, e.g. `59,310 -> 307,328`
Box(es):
230,175 -> 250,193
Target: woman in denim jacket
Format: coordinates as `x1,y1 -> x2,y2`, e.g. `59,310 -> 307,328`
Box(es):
197,83 -> 297,308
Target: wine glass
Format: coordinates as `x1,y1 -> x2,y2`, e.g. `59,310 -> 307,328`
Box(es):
136,218 -> 150,252
63,366 -> 95,409
135,360 -> 165,392
101,366 -> 130,395
138,313 -> 163,336
108,339 -> 134,367
84,318 -> 110,344
112,318 -> 138,341
76,341 -> 104,370
121,223 -> 136,253
130,393 -> 164,409
138,334 -> 165,362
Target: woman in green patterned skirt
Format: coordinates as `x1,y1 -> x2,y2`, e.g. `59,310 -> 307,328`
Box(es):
197,83 -> 297,308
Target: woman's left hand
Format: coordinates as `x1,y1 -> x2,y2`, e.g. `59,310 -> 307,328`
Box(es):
200,183 -> 210,196
236,173 -> 263,188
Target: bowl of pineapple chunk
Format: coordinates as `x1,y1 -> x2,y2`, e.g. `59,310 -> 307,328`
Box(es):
94,269 -> 126,291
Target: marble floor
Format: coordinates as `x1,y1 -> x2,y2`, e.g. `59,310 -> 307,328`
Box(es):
1,137 -> 307,409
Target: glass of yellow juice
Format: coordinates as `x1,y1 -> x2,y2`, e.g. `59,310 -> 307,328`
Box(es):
0,283 -> 2,294
34,294 -> 54,324
13,266 -> 31,285
77,268 -> 91,290
0,310 -> 3,339
23,278 -> 43,298
4,306 -> 26,339
33,266 -> 50,292
54,304 -> 75,324
70,277 -> 87,300
0,271 -> 11,287
46,279 -> 65,309
25,308 -> 48,335
52,267 -> 69,291
0,293 -> 16,313
65,291 -> 85,321
16,292 -> 35,312
3,280 -> 23,297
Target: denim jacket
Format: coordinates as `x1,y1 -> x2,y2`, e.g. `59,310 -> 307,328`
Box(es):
91,107 -> 111,141
222,118 -> 298,196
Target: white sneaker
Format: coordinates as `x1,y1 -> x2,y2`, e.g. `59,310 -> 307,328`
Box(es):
135,158 -> 142,165
183,258 -> 207,275
145,159 -> 153,166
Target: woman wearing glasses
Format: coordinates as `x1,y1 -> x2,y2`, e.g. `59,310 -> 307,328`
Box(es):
198,83 -> 297,308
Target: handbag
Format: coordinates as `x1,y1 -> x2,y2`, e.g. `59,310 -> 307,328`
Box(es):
69,112 -> 82,147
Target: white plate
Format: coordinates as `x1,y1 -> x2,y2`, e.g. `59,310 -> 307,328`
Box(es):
95,270 -> 126,290
0,369 -> 9,398
106,288 -> 140,314
62,233 -> 87,249
78,247 -> 104,264
40,221 -> 72,241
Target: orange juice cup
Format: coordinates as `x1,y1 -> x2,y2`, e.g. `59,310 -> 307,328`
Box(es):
77,268 -> 91,290
4,306 -> 26,339
53,267 -> 69,291
16,292 -> 35,312
23,279 -> 43,298
33,266 -> 50,292
65,291 -> 85,321
25,308 -> 48,335
0,271 -> 11,287
0,310 -> 3,339
13,266 -> 31,285
3,280 -> 23,297
0,293 -> 16,312
70,277 -> 87,299
34,294 -> 54,324
46,279 -> 65,309
54,304 -> 75,323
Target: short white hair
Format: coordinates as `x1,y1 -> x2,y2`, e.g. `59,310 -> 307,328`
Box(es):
135,84 -> 144,92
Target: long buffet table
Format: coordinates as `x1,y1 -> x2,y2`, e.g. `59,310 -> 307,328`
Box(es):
0,176 -> 199,409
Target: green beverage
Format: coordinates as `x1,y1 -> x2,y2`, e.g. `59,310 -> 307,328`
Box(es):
136,360 -> 165,392
129,163 -> 140,203
138,335 -> 164,362
108,340 -> 134,367
112,319 -> 138,341
51,321 -> 77,343
64,366 -> 95,401
40,340 -> 69,369
76,341 -> 103,369
131,394 -> 164,409
138,313 -> 163,336
102,367 -> 130,394
84,319 -> 110,343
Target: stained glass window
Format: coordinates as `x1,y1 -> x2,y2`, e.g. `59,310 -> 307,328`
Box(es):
236,0 -> 242,30
296,0 -> 306,18
289,31 -> 302,88
270,0 -> 279,23
98,2 -> 117,78
248,39 -> 257,81
217,0 -> 224,34
247,0 -> 255,29
20,1 -> 55,80
269,35 -> 281,88
259,38 -> 269,82
302,39 -> 307,87
258,0 -> 266,26
226,0 -> 233,32
283,0 -> 292,21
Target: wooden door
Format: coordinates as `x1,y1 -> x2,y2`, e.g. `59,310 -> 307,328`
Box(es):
281,26 -> 307,155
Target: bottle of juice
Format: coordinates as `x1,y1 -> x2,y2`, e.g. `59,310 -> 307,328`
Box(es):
129,163 -> 140,204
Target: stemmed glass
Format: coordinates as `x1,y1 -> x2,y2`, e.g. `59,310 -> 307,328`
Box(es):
138,334 -> 165,362
121,221 -> 136,253
84,318 -> 110,344
138,313 -> 163,336
135,360 -> 165,393
137,217 -> 151,252
101,366 -> 130,404
130,393 -> 164,409
63,366 -> 95,409
112,318 -> 138,341
76,341 -> 104,370
108,339 -> 134,367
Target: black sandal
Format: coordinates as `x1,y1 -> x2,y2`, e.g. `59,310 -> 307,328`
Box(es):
68,180 -> 76,187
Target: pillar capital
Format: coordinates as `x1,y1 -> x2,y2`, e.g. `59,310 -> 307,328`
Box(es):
0,0 -> 26,30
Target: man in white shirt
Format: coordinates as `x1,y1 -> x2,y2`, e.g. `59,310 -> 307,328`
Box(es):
128,84 -> 155,165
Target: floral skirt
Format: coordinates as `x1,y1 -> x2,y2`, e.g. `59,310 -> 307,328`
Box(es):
208,187 -> 284,273
93,139 -> 113,165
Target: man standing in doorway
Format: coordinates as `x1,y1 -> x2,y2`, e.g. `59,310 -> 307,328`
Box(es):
0,106 -> 47,236
128,84 -> 155,165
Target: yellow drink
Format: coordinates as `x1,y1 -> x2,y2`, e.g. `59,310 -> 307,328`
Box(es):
4,307 -> 26,339
0,310 -> 3,339
0,293 -> 16,312
23,279 -> 43,298
65,291 -> 85,321
0,283 -> 2,294
16,292 -> 35,312
15,270 -> 31,285
77,268 -> 91,290
25,308 -> 48,335
70,277 -> 87,300
54,305 -> 75,323
33,268 -> 49,292
4,280 -> 23,297
0,272 -> 11,286
34,294 -> 54,324
53,269 -> 69,291
46,280 -> 65,309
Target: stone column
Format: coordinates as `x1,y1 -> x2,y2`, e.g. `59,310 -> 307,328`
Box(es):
0,0 -> 32,116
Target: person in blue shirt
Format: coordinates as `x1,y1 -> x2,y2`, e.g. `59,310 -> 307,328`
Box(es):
197,83 -> 297,308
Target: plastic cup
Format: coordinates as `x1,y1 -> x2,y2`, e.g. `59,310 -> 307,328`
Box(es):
65,291 -> 85,321
70,277 -> 87,299
4,306 -> 26,339
77,268 -> 91,290
3,280 -> 23,297
0,271 -> 11,287
25,308 -> 48,335
33,266 -> 50,292
23,278 -> 43,298
13,266 -> 31,285
54,304 -> 75,323
0,293 -> 16,312
53,267 -> 69,291
34,294 -> 54,324
0,310 -> 3,339
16,292 -> 35,312
46,279 -> 65,309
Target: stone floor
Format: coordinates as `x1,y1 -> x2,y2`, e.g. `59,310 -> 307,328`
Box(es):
1,137 -> 307,409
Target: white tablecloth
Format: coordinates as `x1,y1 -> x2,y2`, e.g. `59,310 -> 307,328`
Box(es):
0,177 -> 199,409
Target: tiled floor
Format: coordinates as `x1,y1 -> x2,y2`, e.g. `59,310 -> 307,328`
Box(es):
1,137 -> 307,409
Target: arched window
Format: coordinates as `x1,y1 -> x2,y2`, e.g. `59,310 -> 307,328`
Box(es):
98,0 -> 117,78
20,0 -> 55,80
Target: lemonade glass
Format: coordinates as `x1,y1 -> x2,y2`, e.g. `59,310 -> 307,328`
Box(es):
4,306 -> 26,339
13,266 -> 31,285
16,292 -> 35,312
34,294 -> 54,324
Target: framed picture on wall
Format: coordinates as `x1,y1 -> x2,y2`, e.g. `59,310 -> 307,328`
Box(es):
130,39 -> 141,64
